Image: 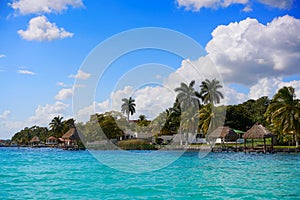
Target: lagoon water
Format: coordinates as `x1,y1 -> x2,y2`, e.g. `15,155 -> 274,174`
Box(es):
1,148 -> 299,199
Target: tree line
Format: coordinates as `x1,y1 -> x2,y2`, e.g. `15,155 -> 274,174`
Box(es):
11,79 -> 300,147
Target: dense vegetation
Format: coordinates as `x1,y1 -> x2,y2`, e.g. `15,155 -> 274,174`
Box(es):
11,78 -> 300,147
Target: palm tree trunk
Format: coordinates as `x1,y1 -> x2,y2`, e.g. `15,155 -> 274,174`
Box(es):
295,133 -> 299,148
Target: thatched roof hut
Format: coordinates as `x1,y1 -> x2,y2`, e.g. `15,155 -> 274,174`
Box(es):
243,123 -> 274,139
243,123 -> 274,154
207,126 -> 239,141
62,128 -> 81,140
30,136 -> 40,143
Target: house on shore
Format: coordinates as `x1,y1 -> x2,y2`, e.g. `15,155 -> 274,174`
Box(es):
60,128 -> 82,149
46,136 -> 58,146
30,136 -> 40,147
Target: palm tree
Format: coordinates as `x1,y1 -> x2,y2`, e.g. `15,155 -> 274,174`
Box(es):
199,78 -> 224,105
197,104 -> 225,136
174,80 -> 200,111
266,86 -> 300,147
175,81 -> 201,146
49,115 -> 64,138
121,97 -> 136,121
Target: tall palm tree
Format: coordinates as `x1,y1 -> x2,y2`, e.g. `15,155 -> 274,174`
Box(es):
199,78 -> 224,105
49,115 -> 64,138
121,97 -> 136,121
175,81 -> 200,146
174,80 -> 200,111
266,86 -> 300,147
197,104 -> 225,136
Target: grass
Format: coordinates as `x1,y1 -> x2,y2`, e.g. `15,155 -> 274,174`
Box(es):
118,139 -> 157,150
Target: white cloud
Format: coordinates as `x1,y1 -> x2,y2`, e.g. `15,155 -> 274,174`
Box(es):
76,100 -> 110,122
10,0 -> 84,15
257,0 -> 294,9
57,82 -> 86,88
0,54 -> 6,58
0,102 -> 70,139
55,88 -> 73,100
57,82 -> 68,87
17,69 -> 36,75
248,77 -> 282,99
205,15 -> 300,85
223,86 -> 248,105
18,15 -> 73,41
28,101 -> 70,125
69,70 -> 91,80
176,0 -> 248,11
176,0 -> 294,11
277,80 -> 300,98
242,4 -> 252,12
0,110 -> 11,119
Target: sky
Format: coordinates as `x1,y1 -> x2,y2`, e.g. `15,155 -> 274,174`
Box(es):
0,0 -> 300,139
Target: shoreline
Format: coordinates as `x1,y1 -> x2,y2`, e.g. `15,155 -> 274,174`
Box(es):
1,145 -> 299,153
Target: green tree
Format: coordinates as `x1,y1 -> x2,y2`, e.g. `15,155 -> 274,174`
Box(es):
266,86 -> 300,147
49,115 -> 64,138
121,97 -> 136,121
199,78 -> 224,105
174,80 -> 200,110
137,115 -> 150,127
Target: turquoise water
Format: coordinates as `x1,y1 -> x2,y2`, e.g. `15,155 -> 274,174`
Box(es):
0,148 -> 299,199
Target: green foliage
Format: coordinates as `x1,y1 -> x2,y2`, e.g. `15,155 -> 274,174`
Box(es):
174,80 -> 200,111
118,139 -> 157,150
265,86 -> 300,146
49,115 -> 64,138
80,111 -> 125,141
225,96 -> 270,131
121,97 -> 136,121
199,78 -> 224,105
12,126 -> 48,144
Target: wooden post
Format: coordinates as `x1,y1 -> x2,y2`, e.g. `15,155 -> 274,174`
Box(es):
263,138 -> 266,154
271,137 -> 273,153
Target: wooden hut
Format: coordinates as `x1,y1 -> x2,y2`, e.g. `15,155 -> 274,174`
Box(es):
243,123 -> 274,153
61,128 -> 81,149
30,136 -> 40,147
46,136 -> 58,146
208,126 -> 239,141
207,126 -> 239,151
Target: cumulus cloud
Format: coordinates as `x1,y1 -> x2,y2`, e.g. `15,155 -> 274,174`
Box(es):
76,100 -> 110,122
10,0 -> 84,15
0,102 -> 70,139
206,15 -> 300,85
55,88 -> 73,100
257,0 -> 294,9
17,69 -> 36,75
18,15 -> 73,41
176,0 -> 294,11
277,80 -> 300,98
69,70 -> 91,80
176,0 -> 248,11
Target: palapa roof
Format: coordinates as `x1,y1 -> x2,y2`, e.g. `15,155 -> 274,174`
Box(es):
207,126 -> 239,140
47,136 -> 57,140
62,128 -> 81,140
243,123 -> 274,139
30,136 -> 40,143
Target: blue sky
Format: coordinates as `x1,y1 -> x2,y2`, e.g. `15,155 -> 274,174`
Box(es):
0,0 -> 300,139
